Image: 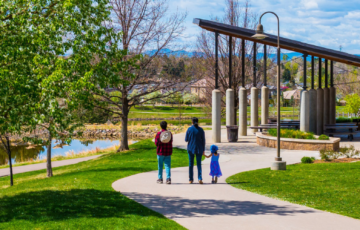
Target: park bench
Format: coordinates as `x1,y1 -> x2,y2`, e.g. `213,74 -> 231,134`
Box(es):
250,125 -> 297,132
324,124 -> 359,141
267,122 -> 300,130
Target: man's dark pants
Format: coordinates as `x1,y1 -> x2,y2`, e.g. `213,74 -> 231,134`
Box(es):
188,151 -> 202,181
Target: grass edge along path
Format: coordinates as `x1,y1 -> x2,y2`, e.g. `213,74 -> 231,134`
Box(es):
226,162 -> 360,220
0,139 -> 194,230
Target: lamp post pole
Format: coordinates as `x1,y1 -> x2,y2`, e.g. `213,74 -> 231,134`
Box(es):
252,11 -> 286,170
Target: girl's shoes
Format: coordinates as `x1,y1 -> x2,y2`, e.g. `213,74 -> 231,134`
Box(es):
211,180 -> 215,184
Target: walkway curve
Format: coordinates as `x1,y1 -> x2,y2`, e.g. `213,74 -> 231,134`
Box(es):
112,129 -> 360,230
0,155 -> 101,177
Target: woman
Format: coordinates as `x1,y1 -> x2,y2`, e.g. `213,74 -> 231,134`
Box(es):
185,117 -> 206,184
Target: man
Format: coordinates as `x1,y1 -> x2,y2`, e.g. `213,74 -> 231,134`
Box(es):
185,117 -> 205,184
155,121 -> 172,184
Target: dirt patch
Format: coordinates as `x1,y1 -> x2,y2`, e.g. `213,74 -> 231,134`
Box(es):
313,158 -> 360,164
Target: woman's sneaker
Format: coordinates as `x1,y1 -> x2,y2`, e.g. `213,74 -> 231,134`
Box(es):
166,178 -> 171,184
157,179 -> 163,184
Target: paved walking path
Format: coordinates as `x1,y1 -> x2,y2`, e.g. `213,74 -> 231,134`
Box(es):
112,129 -> 360,230
0,155 -> 101,177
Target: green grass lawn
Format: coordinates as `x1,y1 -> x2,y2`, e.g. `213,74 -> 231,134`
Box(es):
0,139 -> 193,229
227,162 -> 360,219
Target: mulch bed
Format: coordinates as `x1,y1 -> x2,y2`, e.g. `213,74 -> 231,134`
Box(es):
313,158 -> 360,164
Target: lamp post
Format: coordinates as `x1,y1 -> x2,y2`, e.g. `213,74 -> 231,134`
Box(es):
252,11 -> 286,170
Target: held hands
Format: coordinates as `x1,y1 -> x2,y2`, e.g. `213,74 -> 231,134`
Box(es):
203,151 -> 211,158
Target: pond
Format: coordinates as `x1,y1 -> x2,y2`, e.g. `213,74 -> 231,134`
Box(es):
0,138 -> 126,166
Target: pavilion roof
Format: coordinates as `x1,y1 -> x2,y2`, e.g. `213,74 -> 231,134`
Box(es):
193,18 -> 360,67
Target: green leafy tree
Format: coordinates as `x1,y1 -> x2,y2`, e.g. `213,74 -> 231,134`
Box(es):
0,0 -> 111,184
344,94 -> 360,116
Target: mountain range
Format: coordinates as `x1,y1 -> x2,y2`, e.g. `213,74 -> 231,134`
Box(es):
144,48 -> 360,60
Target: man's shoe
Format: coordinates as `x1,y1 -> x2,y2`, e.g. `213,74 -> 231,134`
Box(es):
166,178 -> 171,184
189,180 -> 193,184
157,179 -> 163,184
199,180 -> 203,184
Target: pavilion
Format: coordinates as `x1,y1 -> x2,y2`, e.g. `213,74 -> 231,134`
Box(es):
193,18 -> 360,142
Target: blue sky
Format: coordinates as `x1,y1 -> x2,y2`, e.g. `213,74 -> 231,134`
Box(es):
169,0 -> 360,54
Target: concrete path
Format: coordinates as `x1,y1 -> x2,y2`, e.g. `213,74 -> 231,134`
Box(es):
0,155 -> 101,177
112,129 -> 360,230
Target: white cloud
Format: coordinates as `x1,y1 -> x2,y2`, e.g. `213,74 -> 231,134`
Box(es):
168,0 -> 360,54
344,11 -> 360,19
301,0 -> 319,9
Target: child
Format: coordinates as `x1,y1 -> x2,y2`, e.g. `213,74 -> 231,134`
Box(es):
204,144 -> 222,184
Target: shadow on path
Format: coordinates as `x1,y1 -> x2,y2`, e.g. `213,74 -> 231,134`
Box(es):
124,192 -> 315,218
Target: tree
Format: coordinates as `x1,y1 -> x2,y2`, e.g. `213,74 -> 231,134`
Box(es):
0,0 -> 111,184
144,91 -> 162,107
90,0 -> 195,151
282,69 -> 291,82
344,94 -> 360,116
183,93 -> 199,106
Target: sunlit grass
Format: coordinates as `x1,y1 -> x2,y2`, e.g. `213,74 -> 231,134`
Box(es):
227,162 -> 360,219
0,139 -> 189,229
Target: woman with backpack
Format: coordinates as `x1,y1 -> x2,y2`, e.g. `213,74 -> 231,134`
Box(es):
155,121 -> 173,184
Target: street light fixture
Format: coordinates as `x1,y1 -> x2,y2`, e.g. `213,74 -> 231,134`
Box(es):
252,11 -> 286,170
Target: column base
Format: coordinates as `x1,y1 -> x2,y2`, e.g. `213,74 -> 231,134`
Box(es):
271,161 -> 287,170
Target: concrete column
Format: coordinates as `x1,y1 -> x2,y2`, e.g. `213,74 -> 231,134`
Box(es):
308,89 -> 317,133
251,87 -> 259,133
212,89 -> 221,143
261,86 -> 269,125
329,86 -> 336,124
226,89 -> 235,126
317,88 -> 324,135
300,90 -> 310,132
323,87 -> 330,125
239,87 -> 247,136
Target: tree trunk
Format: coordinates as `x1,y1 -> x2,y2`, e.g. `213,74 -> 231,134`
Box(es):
5,137 -> 13,186
118,99 -> 129,152
46,132 -> 53,177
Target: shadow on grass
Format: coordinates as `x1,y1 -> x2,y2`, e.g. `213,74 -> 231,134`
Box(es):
124,192 -> 315,217
0,189 -> 166,223
227,181 -> 250,184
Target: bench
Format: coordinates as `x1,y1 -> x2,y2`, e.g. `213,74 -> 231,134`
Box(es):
250,125 -> 297,132
324,124 -> 359,141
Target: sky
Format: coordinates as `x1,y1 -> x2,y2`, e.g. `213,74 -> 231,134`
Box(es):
169,0 -> 360,54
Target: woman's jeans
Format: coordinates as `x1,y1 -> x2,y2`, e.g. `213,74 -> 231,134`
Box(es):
188,152 -> 202,181
157,155 -> 171,179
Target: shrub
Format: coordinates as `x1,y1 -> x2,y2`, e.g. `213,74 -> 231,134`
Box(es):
301,156 -> 315,164
318,134 -> 330,140
320,149 -> 330,161
336,117 -> 352,123
268,129 -> 315,140
340,145 -> 360,158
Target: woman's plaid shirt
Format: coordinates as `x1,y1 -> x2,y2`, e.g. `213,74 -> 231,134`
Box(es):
155,130 -> 173,156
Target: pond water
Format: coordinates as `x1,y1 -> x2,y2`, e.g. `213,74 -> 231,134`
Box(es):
0,139 -> 124,166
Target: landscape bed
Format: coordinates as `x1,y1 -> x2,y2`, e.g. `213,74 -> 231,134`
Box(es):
256,132 -> 340,151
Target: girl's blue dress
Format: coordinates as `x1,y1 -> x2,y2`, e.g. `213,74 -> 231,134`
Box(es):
209,154 -> 222,177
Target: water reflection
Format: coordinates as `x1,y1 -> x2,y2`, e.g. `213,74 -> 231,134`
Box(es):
0,139 -> 121,166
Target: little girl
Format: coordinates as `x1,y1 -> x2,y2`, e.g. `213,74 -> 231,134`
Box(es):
205,144 -> 222,184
